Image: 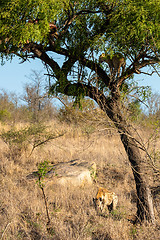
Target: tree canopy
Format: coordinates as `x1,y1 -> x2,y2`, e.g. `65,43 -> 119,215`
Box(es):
1,0 -> 160,99
0,1 -> 159,54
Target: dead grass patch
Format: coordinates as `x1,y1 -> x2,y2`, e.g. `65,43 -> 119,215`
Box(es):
0,121 -> 160,239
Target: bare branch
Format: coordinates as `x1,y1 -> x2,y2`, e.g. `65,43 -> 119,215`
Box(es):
139,71 -> 155,76
29,132 -> 65,156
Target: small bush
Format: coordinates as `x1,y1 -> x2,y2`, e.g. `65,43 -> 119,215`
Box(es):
0,109 -> 11,122
0,124 -> 65,159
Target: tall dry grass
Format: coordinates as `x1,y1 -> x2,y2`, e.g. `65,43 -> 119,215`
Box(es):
0,118 -> 160,240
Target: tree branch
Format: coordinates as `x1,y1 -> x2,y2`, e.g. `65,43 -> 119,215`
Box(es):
61,57 -> 77,76
118,57 -> 160,88
28,43 -> 61,78
80,57 -> 110,87
60,5 -> 106,36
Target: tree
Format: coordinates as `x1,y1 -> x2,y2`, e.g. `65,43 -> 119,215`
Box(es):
146,92 -> 160,117
0,89 -> 18,122
22,70 -> 54,122
1,0 -> 160,223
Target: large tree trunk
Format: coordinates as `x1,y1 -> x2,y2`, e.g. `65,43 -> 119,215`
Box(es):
105,94 -> 155,223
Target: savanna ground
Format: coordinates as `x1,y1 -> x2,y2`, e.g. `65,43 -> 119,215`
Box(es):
0,107 -> 160,240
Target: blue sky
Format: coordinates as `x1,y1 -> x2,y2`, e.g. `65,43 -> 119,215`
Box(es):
1,56 -> 160,96
0,57 -> 44,95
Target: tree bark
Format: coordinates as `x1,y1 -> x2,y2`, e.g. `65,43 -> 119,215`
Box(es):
105,95 -> 155,223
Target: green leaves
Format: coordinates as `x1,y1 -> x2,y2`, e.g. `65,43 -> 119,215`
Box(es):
1,0 -> 160,55
0,0 -> 68,50
36,160 -> 52,188
108,0 -> 160,53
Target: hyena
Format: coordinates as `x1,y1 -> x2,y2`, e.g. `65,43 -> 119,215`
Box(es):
93,187 -> 118,214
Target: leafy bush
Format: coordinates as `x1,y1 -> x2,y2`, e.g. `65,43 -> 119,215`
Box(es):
0,109 -> 11,122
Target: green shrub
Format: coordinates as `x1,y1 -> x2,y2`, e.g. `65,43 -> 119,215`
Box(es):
0,109 -> 11,122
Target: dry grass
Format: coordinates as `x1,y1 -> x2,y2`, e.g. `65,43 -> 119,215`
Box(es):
0,119 -> 160,240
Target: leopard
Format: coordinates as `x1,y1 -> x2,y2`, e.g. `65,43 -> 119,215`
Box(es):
99,52 -> 126,78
